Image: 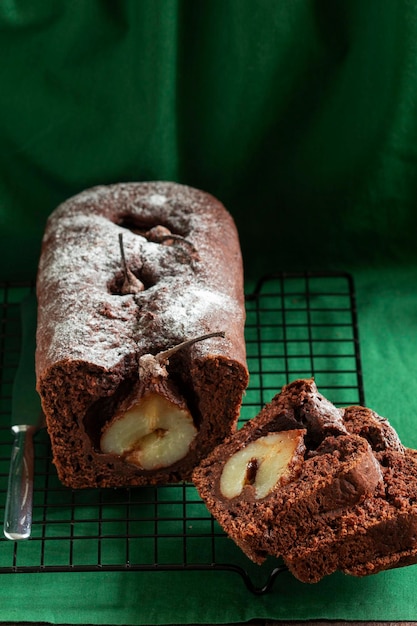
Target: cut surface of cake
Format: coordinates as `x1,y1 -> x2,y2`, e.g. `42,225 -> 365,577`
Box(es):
193,378 -> 417,582
284,448 -> 417,582
36,182 -> 249,488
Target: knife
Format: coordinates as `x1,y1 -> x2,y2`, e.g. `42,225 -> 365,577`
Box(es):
3,291 -> 45,540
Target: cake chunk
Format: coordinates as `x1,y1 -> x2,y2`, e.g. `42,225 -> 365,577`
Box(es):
36,182 -> 249,488
342,405 -> 404,453
193,379 -> 382,564
285,449 -> 417,582
193,378 -> 417,582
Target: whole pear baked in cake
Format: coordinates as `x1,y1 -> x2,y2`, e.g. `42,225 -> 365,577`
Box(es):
35,182 -> 249,488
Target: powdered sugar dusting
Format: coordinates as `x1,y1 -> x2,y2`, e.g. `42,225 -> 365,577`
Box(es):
148,193 -> 167,207
36,182 -> 246,378
135,282 -> 242,356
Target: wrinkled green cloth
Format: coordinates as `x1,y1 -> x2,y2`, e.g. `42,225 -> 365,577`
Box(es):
2,1 -> 417,623
2,0 -> 417,278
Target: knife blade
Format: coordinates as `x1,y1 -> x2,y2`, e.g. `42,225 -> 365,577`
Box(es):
3,291 -> 45,540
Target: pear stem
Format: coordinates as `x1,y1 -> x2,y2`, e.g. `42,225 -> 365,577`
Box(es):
118,233 -> 129,282
138,331 -> 226,380
157,331 -> 225,362
118,233 -> 144,294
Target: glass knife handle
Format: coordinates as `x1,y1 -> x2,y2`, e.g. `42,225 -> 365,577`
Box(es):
3,425 -> 35,540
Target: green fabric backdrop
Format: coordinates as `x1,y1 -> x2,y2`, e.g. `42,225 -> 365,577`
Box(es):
2,0 -> 417,280
2,1 -> 417,624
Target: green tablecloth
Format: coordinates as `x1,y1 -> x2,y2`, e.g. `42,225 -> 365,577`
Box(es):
2,1 -> 417,622
1,266 -> 417,625
1,565 -> 417,625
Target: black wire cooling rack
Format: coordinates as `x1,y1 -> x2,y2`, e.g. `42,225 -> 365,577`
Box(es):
0,272 -> 364,594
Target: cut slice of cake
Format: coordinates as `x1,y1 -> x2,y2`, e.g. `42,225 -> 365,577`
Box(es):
193,378 -> 417,582
193,379 -> 382,564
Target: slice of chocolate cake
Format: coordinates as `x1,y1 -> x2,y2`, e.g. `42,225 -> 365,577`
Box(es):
192,379 -> 382,564
36,182 -> 249,488
193,378 -> 417,583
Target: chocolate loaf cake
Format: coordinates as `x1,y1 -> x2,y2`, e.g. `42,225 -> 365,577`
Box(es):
193,379 -> 417,582
36,182 -> 249,488
193,379 -> 382,564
